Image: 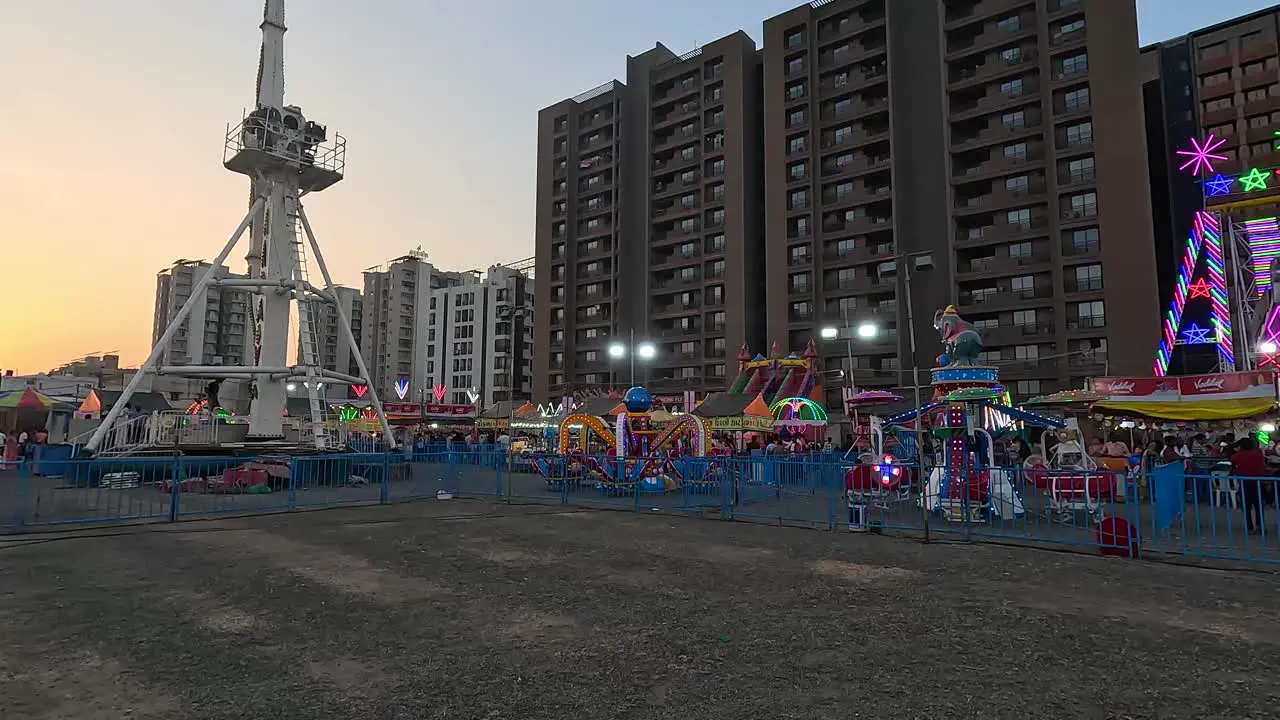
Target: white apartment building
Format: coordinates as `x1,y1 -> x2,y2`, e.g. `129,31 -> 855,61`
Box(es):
360,252 -> 466,402
299,285 -> 363,400
152,260 -> 250,367
424,265 -> 534,408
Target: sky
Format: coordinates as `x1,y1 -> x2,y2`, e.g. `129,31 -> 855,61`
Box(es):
0,0 -> 1274,374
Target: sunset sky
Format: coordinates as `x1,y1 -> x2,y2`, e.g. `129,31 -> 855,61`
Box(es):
0,0 -> 1269,374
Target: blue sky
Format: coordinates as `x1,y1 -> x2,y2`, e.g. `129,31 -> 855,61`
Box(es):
0,0 -> 1275,371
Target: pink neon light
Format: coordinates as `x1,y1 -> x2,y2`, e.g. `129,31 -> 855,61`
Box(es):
1176,135 -> 1229,176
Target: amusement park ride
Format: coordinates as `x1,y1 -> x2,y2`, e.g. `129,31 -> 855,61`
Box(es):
83,1 -> 394,455
1156,133 -> 1280,377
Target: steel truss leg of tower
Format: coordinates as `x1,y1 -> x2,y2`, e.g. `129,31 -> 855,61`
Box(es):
297,204 -> 398,449
83,196 -> 267,454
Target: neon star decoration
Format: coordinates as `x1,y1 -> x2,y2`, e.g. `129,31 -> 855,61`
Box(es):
1179,323 -> 1214,345
1176,134 -> 1229,175
1239,167 -> 1270,191
1203,173 -> 1235,196
1187,278 -> 1212,299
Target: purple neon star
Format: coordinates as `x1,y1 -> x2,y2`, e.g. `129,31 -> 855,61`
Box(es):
1176,135 -> 1229,176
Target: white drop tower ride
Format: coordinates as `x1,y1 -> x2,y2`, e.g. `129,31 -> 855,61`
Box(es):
84,0 -> 395,453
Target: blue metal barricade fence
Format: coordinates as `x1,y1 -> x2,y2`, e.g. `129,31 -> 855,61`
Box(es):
4,450 -> 1280,567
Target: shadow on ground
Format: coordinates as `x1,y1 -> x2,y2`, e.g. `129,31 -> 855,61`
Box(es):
1,498 -> 1278,719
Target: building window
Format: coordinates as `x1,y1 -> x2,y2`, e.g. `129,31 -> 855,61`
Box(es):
1006,208 -> 1031,228
1001,110 -> 1026,128
789,134 -> 808,154
1000,78 -> 1024,96
708,233 -> 725,252
1060,53 -> 1088,77
1013,309 -> 1037,328
1005,175 -> 1029,193
913,254 -> 934,270
788,109 -> 806,127
1067,156 -> 1095,183
1004,142 -> 1027,160
996,14 -> 1021,33
1064,121 -> 1092,146
1016,380 -> 1041,397
789,161 -> 807,181
1202,70 -> 1230,87
1011,275 -> 1034,296
1063,86 -> 1090,112
1068,192 -> 1097,218
789,189 -> 809,209
1075,300 -> 1105,328
1073,263 -> 1103,291
1001,47 -> 1022,64
1069,228 -> 1099,253
787,56 -> 804,75
834,125 -> 852,144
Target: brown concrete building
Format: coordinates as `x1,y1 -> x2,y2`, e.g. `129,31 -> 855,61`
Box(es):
1141,6 -> 1280,374
762,0 -> 1158,410
534,33 -> 763,402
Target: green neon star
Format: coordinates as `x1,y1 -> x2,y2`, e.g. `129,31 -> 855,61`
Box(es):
1240,167 -> 1270,192
1274,130 -> 1280,151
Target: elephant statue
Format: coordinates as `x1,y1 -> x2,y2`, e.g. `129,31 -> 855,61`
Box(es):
933,306 -> 984,367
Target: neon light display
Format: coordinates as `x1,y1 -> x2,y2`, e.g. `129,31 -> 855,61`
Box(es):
1187,278 -> 1212,299
394,377 -> 409,400
1241,216 -> 1280,298
1198,211 -> 1235,368
1204,173 -> 1235,196
351,384 -> 368,398
1259,306 -> 1280,368
338,406 -> 360,421
768,396 -> 828,423
1176,134 -> 1228,175
1179,323 -> 1214,345
1239,167 -> 1271,192
432,384 -> 446,402
1153,218 -> 1206,376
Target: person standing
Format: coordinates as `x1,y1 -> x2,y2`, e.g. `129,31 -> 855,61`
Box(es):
1230,437 -> 1270,534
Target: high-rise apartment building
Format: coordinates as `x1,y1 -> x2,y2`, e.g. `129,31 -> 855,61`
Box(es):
304,285 -> 363,399
152,260 -> 250,367
534,32 -> 764,402
534,0 -> 1160,407
762,0 -> 1157,409
424,265 -> 534,407
1141,5 -> 1280,374
360,252 -> 466,401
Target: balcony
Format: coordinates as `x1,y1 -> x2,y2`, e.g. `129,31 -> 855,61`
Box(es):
1064,277 -> 1104,294
1061,205 -> 1098,224
953,180 -> 1047,214
658,324 -> 701,338
951,149 -> 1045,180
951,116 -> 1042,151
653,274 -> 700,290
951,82 -> 1041,121
1067,316 -> 1106,332
819,65 -> 888,95
948,48 -> 1038,90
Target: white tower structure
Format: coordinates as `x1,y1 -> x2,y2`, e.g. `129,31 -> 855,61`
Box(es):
85,0 -> 395,453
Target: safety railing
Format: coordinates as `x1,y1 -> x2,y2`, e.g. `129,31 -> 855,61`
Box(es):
3,450 -> 1280,567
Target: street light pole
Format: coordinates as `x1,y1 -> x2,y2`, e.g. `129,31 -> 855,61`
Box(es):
901,258 -> 929,543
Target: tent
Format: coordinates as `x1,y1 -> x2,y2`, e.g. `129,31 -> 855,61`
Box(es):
691,393 -> 774,431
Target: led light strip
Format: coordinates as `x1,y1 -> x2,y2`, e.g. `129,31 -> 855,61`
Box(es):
1241,216 -> 1280,297
1153,223 -> 1205,376
1197,211 -> 1235,369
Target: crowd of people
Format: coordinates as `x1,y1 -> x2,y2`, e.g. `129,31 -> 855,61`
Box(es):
0,427 -> 49,466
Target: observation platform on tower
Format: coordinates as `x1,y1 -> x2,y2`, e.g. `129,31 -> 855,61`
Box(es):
223,106 -> 345,192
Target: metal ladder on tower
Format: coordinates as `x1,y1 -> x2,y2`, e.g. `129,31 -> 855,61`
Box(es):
289,208 -> 329,450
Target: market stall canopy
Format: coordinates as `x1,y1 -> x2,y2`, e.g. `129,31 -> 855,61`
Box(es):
692,393 -> 774,431
574,396 -> 625,418
0,389 -> 64,410
1089,371 -> 1277,421
1022,389 -> 1105,406
78,389 -> 173,415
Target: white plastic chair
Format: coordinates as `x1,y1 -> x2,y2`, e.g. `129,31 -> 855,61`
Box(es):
1210,470 -> 1240,509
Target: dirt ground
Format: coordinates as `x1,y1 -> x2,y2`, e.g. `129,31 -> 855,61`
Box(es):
1,499 -> 1278,719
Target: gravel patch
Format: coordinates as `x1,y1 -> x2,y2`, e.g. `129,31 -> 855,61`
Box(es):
0,500 -> 1276,719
